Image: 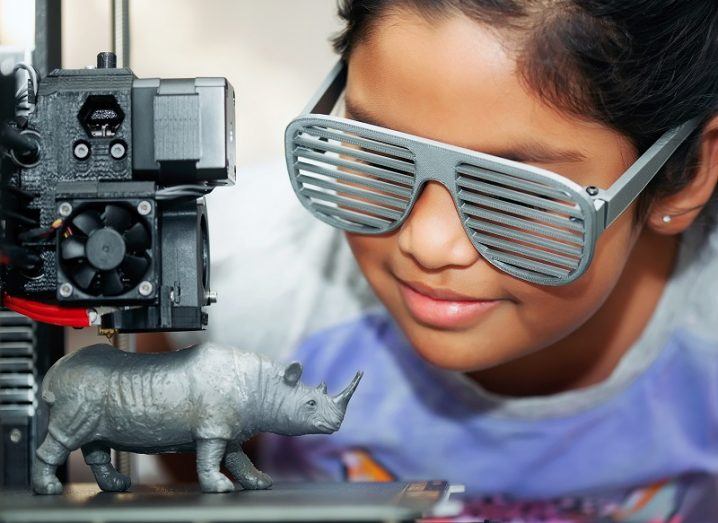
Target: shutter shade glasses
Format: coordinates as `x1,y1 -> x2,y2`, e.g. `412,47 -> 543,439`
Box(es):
285,61 -> 699,286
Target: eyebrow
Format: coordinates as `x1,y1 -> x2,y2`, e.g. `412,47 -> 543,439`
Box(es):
344,97 -> 587,164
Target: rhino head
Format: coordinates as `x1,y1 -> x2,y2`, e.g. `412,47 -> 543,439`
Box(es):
270,362 -> 363,436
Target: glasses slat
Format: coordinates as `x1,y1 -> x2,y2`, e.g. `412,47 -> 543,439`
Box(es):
296,134 -> 415,174
462,203 -> 584,245
458,190 -> 584,232
465,218 -> 584,256
295,146 -> 414,186
300,187 -> 404,220
297,175 -> 409,209
312,201 -> 393,229
457,176 -> 583,218
471,232 -> 580,269
458,164 -> 576,203
295,161 -> 414,198
484,248 -> 571,279
303,126 -> 415,161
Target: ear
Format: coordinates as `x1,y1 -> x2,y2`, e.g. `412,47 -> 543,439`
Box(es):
647,115 -> 718,235
283,362 -> 303,386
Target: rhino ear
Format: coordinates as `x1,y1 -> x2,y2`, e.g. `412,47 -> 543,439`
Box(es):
283,362 -> 303,387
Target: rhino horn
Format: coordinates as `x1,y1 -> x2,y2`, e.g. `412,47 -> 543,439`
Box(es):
332,371 -> 363,411
317,382 -> 328,394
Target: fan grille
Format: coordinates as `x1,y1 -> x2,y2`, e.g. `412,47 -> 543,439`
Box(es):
58,203 -> 152,298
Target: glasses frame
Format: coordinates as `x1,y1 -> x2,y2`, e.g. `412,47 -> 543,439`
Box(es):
285,60 -> 700,285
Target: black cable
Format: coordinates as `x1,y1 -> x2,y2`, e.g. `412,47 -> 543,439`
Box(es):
0,122 -> 38,156
5,186 -> 35,200
0,209 -> 38,227
0,73 -> 13,121
0,240 -> 40,270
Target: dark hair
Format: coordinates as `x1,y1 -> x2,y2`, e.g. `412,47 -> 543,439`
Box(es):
332,0 -> 718,224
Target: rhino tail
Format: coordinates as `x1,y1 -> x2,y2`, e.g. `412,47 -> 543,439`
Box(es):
40,363 -> 61,405
39,349 -> 88,406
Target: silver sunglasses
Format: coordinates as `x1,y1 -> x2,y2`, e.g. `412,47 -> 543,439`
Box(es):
284,60 -> 699,286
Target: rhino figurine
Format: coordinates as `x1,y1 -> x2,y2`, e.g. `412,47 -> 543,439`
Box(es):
31,342 -> 362,494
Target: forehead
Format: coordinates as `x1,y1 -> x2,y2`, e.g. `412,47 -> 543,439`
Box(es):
345,9 -> 632,172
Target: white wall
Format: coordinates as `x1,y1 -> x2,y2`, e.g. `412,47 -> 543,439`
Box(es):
0,0 -> 34,48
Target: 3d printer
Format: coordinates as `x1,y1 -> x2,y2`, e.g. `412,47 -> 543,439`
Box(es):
0,52 -> 235,334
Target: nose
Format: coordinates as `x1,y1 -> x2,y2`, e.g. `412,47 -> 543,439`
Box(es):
397,181 -> 480,270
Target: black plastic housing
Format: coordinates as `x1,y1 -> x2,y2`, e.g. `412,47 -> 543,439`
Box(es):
0,59 -> 235,332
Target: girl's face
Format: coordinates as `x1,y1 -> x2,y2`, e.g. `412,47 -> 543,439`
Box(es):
344,10 -> 678,379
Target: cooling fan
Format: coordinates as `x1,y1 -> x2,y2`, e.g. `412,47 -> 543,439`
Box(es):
57,202 -> 154,300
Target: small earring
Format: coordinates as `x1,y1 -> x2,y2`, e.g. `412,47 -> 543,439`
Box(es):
662,215 -> 672,223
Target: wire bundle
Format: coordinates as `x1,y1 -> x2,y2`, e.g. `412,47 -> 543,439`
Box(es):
13,63 -> 37,117
155,184 -> 214,201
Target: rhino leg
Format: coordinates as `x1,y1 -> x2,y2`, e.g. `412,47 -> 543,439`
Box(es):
32,394 -> 105,494
32,433 -> 69,495
224,445 -> 272,490
82,443 -> 131,492
196,438 -> 234,493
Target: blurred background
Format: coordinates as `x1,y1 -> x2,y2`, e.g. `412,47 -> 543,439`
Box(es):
1,0 -> 347,484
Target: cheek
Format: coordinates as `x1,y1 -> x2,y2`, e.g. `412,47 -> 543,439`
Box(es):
345,230 -> 407,320
345,232 -> 395,283
498,206 -> 639,353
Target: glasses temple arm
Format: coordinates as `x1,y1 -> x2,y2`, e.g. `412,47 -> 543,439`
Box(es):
596,118 -> 700,230
302,60 -> 347,115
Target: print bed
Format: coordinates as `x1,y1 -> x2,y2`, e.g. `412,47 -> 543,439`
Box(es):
0,480 -> 462,522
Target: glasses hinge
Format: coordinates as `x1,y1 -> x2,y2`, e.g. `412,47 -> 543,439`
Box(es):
591,195 -> 608,233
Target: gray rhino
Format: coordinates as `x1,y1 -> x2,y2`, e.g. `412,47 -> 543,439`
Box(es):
31,343 -> 362,494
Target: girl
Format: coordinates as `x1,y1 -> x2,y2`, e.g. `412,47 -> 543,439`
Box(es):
259,0 -> 718,520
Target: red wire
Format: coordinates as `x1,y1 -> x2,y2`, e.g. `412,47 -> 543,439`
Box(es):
4,294 -> 86,315
5,304 -> 88,328
5,303 -> 89,328
2,294 -> 90,328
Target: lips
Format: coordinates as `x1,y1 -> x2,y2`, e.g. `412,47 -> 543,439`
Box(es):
396,278 -> 502,329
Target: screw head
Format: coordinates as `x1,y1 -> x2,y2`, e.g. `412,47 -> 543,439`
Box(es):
110,141 -> 126,159
137,200 -> 152,216
59,282 -> 74,298
58,202 -> 73,217
586,186 -> 599,196
9,428 -> 22,444
138,281 -> 154,296
73,141 -> 90,160
205,290 -> 218,304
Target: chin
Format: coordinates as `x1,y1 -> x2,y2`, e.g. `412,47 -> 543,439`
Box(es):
399,318 -> 512,372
